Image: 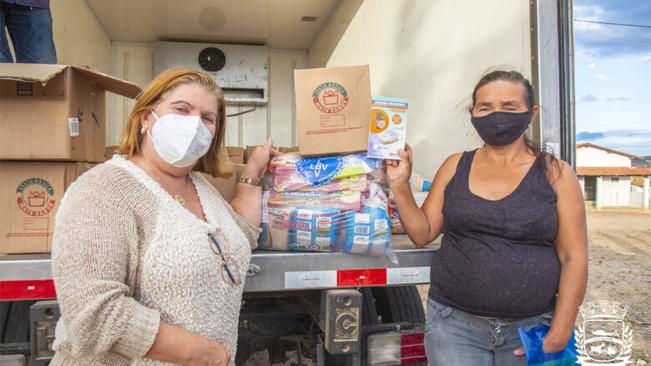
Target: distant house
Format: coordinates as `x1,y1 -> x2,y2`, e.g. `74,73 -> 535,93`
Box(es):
632,156 -> 651,168
576,143 -> 650,209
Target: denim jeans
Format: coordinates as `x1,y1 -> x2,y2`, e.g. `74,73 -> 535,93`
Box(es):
0,3 -> 57,63
425,298 -> 553,366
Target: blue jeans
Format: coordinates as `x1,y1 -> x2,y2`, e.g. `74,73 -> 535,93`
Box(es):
0,3 -> 57,63
425,298 -> 553,366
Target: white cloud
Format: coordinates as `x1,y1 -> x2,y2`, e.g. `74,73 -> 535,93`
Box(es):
577,94 -> 629,103
573,1 -> 651,57
579,94 -> 598,103
595,74 -> 611,80
605,96 -> 629,102
576,130 -> 651,156
573,4 -> 604,21
588,63 -> 597,69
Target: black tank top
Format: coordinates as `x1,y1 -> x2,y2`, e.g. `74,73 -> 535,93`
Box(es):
428,149 -> 560,318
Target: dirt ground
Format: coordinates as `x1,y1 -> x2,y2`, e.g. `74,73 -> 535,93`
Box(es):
245,210 -> 651,364
581,210 -> 651,362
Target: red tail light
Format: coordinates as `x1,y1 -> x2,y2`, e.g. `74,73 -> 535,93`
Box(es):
368,331 -> 427,365
400,333 -> 427,363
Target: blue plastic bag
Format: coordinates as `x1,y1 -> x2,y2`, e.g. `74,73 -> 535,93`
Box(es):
518,324 -> 578,366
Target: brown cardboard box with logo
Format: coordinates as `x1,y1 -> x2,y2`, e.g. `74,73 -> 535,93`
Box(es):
105,145 -> 119,161
294,65 -> 371,156
245,145 -> 262,163
0,64 -> 141,162
226,146 -> 245,164
0,162 -> 95,254
244,146 -> 297,163
201,164 -> 246,202
279,146 -> 299,153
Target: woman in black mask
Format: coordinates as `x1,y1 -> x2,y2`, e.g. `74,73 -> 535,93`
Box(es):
386,70 -> 588,366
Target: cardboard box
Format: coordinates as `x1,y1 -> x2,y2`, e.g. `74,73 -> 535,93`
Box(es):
202,164 -> 246,202
367,97 -> 408,160
245,145 -> 264,163
0,161 -> 95,254
105,145 -> 119,161
294,65 -> 371,156
279,146 -> 300,153
226,146 -> 245,164
0,64 -> 141,162
244,146 -> 299,162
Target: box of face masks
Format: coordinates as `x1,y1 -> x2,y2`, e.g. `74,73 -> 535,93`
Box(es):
0,64 -> 141,162
367,97 -> 408,160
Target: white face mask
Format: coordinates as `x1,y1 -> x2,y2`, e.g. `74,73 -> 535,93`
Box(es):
147,111 -> 214,168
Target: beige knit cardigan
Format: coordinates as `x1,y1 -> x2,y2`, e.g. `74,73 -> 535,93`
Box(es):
50,156 -> 260,366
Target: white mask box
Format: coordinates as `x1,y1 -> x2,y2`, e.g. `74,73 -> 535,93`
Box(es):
367,97 -> 408,160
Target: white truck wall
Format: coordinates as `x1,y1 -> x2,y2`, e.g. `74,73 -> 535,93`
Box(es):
107,43 -> 154,147
309,0 -> 532,178
106,45 -> 307,147
50,0 -> 111,72
48,0 -> 308,148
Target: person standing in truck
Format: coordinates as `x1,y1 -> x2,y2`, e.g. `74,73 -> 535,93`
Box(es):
51,67 -> 274,366
0,0 -> 57,63
386,70 -> 588,365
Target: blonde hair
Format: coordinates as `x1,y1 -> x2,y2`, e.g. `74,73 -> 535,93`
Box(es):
117,67 -> 228,177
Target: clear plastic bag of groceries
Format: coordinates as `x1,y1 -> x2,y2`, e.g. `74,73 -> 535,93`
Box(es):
259,153 -> 398,264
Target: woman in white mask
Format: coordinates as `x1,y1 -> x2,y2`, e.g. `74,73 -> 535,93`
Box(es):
50,68 -> 274,366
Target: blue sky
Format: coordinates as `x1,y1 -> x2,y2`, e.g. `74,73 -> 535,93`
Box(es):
573,0 -> 651,156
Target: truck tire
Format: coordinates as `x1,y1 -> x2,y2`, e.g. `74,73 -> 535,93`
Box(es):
360,287 -> 378,326
371,285 -> 425,324
1,301 -> 33,343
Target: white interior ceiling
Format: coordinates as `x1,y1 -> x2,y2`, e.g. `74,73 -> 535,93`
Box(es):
85,0 -> 339,49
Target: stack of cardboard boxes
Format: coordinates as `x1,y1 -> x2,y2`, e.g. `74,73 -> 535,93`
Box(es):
0,62 -> 380,254
0,65 -> 262,254
0,64 -> 141,254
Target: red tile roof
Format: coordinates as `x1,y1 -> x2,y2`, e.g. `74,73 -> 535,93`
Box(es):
576,167 -> 651,176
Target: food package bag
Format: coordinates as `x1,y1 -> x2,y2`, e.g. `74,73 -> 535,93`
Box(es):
288,207 -> 344,252
268,153 -> 387,190
259,205 -> 291,251
259,153 -> 397,262
342,207 -> 391,255
388,195 -> 405,234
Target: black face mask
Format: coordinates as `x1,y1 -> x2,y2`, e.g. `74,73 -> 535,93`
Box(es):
470,111 -> 532,146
